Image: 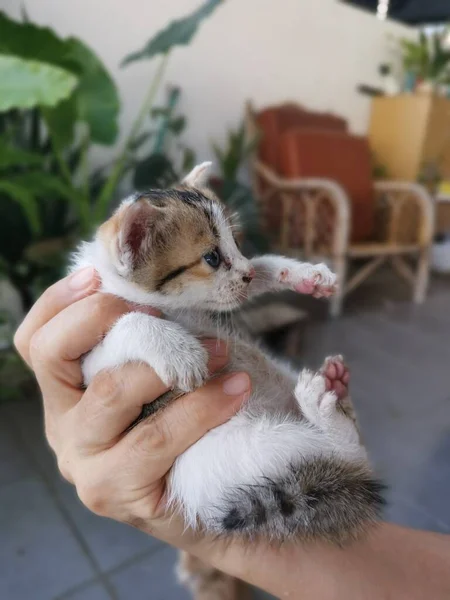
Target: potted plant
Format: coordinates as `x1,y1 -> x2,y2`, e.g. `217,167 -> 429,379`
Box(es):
399,28 -> 450,94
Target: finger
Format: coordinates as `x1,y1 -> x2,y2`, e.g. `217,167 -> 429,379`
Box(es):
14,267 -> 100,367
30,293 -> 134,412
71,340 -> 229,451
115,371 -> 251,480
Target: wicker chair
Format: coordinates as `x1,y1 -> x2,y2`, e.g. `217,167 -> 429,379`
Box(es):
246,102 -> 435,316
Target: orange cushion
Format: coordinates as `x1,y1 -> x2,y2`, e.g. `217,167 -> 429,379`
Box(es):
256,104 -> 348,173
279,129 -> 375,242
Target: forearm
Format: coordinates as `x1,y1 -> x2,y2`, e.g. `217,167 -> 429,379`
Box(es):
182,523 -> 450,599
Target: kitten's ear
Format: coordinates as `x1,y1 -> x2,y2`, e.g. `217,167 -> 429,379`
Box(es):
182,161 -> 212,188
114,199 -> 161,274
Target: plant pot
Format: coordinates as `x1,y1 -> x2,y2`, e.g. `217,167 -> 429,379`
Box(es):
431,236 -> 450,273
416,80 -> 435,95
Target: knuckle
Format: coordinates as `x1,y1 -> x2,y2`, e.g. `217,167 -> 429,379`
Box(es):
77,482 -> 108,516
134,419 -> 170,456
29,327 -> 51,364
89,370 -> 121,407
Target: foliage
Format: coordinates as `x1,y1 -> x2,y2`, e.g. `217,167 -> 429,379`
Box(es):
0,0 -> 221,313
122,0 -> 222,65
211,122 -> 268,254
399,28 -> 450,84
0,55 -> 78,112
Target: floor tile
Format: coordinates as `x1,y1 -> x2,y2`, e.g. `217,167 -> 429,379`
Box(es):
61,581 -> 111,600
56,482 -> 164,572
6,399 -> 164,572
0,407 -> 35,487
110,545 -> 190,600
0,479 -> 94,600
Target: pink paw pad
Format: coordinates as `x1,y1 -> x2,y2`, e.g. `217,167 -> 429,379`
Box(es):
295,278 -> 336,298
322,356 -> 350,400
280,267 -> 337,298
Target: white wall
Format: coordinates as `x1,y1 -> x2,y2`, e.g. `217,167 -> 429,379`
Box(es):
2,0 -> 415,165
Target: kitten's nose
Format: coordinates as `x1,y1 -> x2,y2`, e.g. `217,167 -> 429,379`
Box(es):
242,267 -> 255,284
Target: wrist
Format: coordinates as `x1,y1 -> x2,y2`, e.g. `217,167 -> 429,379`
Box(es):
185,523 -> 450,600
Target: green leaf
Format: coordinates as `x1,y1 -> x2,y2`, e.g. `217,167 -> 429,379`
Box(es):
0,180 -> 40,235
42,95 -> 77,148
64,39 -> 120,145
0,11 -> 75,69
182,147 -> 196,172
133,153 -> 178,188
169,116 -> 186,135
0,55 -> 78,112
129,131 -> 153,151
151,107 -> 171,118
9,172 -> 80,206
122,0 -> 223,66
0,12 -> 119,146
0,137 -> 44,169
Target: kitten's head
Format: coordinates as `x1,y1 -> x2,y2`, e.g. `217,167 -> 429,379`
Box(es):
98,162 -> 254,311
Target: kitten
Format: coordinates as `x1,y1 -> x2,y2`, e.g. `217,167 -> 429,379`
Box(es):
72,162 -> 384,545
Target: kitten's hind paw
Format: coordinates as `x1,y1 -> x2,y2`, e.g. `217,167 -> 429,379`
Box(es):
321,355 -> 350,401
280,263 -> 337,298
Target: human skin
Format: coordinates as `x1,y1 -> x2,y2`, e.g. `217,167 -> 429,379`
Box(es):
14,267 -> 450,600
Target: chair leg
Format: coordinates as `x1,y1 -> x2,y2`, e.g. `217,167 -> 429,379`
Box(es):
414,248 -> 430,304
330,256 -> 347,317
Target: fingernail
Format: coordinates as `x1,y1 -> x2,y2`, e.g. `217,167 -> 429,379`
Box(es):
68,267 -> 96,291
203,338 -> 228,359
222,372 -> 250,396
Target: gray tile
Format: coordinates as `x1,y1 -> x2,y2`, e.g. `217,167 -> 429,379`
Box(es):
56,482 -> 164,572
3,399 -> 58,477
0,479 -> 94,600
62,582 -> 110,600
5,399 -> 163,572
0,408 -> 35,487
111,545 -> 190,600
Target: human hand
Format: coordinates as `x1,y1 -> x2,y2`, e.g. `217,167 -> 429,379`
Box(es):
14,267 -> 251,549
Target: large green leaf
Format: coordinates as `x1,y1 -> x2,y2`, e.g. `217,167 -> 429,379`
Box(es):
9,172 -> 81,206
63,39 -> 120,145
0,55 -> 78,112
133,153 -> 178,189
42,96 -> 77,148
0,180 -> 40,235
0,12 -> 76,70
0,137 -> 44,169
0,12 -> 119,146
122,0 -> 222,66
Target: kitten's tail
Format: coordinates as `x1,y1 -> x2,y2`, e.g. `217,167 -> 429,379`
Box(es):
217,457 -> 385,544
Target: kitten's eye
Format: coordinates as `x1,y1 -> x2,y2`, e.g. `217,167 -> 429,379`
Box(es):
203,249 -> 221,269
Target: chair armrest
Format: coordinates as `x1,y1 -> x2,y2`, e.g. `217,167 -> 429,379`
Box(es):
252,160 -> 351,255
373,181 -> 435,247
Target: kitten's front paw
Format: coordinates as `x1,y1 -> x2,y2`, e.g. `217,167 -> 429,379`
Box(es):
158,339 -> 209,393
280,263 -> 337,298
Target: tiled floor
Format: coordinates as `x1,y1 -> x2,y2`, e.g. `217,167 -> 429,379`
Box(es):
1,275 -> 450,599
